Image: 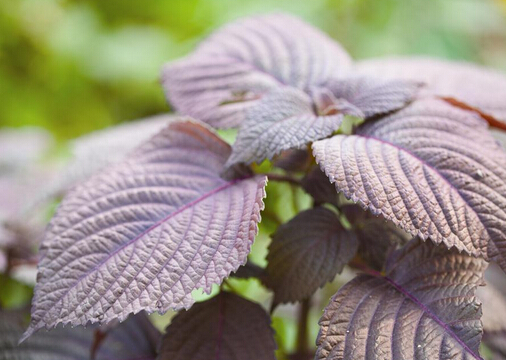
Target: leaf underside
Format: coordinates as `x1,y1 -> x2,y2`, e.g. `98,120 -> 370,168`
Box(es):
316,239 -> 487,360
24,119 -> 267,340
265,207 -> 357,305
313,98 -> 506,269
158,292 -> 277,360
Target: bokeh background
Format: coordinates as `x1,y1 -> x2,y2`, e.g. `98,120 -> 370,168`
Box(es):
1,1 -> 506,358
1,0 -> 506,140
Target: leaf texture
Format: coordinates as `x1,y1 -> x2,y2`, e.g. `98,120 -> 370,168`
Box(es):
1,311 -> 159,360
162,13 -> 353,128
316,239 -> 487,360
321,76 -> 422,118
355,57 -> 506,129
23,119 -> 267,340
225,87 -> 346,167
264,207 -> 357,305
28,115 -> 174,216
312,98 -> 506,269
157,292 -> 276,360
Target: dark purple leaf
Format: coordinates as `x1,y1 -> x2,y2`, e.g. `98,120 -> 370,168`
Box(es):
0,310 -> 159,360
316,239 -> 487,360
273,148 -> 312,173
355,57 -> 506,130
158,292 -> 276,360
342,205 -> 410,271
321,76 -> 422,118
301,166 -> 339,207
23,119 -> 267,340
313,98 -> 506,270
162,13 -> 353,128
231,261 -> 265,280
264,207 -> 357,305
225,87 -> 346,167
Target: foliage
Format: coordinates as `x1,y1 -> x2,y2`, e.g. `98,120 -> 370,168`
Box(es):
2,8 -> 506,360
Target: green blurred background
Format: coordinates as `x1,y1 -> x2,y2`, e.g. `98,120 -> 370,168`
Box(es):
1,0 -> 506,141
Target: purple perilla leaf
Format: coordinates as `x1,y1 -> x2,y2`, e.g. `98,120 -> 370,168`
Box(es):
157,292 -> 276,360
355,57 -> 506,130
23,118 -> 267,341
162,13 -> 353,129
313,98 -> 506,269
316,239 -> 487,360
264,207 -> 357,305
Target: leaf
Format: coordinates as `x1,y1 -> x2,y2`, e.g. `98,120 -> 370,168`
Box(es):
0,311 -> 159,360
316,239 -> 487,360
321,76 -> 422,118
23,119 -> 267,340
46,114 -> 174,198
273,148 -> 312,173
312,98 -> 506,269
157,292 -> 276,360
301,166 -> 339,207
264,207 -> 357,305
355,57 -> 506,129
162,13 -> 353,128
342,205 -> 410,271
225,87 -> 347,167
231,261 -> 265,280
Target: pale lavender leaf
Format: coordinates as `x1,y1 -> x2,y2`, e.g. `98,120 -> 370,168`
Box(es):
162,13 -> 352,128
264,207 -> 357,305
313,98 -> 506,269
1,310 -> 159,360
316,239 -> 487,360
49,114 -> 174,197
355,57 -> 506,129
23,119 -> 267,340
158,292 -> 276,360
321,76 -> 422,118
225,87 -> 345,167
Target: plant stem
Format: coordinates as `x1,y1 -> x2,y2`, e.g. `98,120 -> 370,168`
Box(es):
296,297 -> 311,357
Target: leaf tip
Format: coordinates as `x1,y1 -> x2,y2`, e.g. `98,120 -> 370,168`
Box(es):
18,326 -> 35,345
